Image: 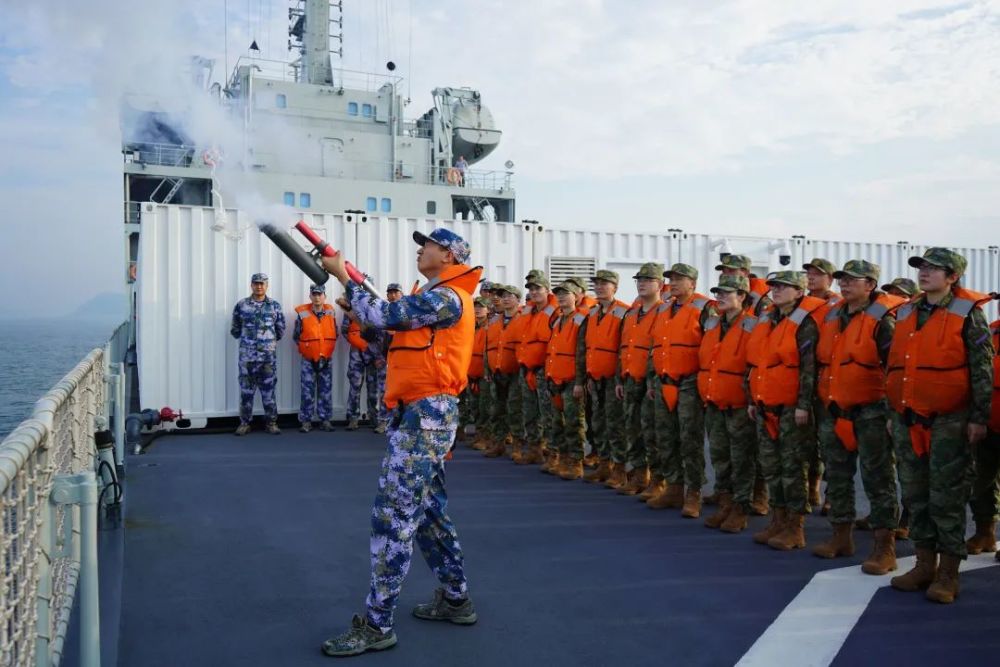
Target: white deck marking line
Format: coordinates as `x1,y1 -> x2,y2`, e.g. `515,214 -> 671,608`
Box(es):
736,553 -> 999,667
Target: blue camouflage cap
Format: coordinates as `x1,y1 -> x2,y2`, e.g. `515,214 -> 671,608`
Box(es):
413,228 -> 471,264
251,272 -> 268,283
386,282 -> 402,292
309,283 -> 325,294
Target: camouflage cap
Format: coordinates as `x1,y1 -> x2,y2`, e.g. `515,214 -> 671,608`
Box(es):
832,259 -> 880,282
632,262 -> 665,280
251,272 -> 269,283
908,247 -> 968,276
412,228 -> 471,264
386,282 -> 402,292
309,283 -> 326,294
880,277 -> 920,296
766,270 -> 807,290
525,270 -> 551,289
715,254 -> 752,271
803,257 -> 836,275
553,279 -> 584,295
496,284 -> 523,299
664,263 -> 698,281
593,269 -> 620,285
473,296 -> 491,308
710,274 -> 750,294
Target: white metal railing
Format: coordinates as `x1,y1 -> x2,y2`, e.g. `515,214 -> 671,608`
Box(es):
324,157 -> 513,192
123,143 -> 198,168
0,323 -> 127,667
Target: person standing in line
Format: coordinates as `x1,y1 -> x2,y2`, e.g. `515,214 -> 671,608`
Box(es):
294,284 -> 337,433
231,272 -> 285,435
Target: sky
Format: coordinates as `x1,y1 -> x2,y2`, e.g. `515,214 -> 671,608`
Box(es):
1,0 -> 1000,316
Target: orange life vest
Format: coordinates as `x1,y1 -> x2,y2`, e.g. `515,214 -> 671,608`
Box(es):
698,312 -> 757,409
886,287 -> 991,417
651,293 -> 711,380
346,319 -> 369,352
469,322 -> 488,379
295,304 -> 337,361
545,310 -> 586,384
516,295 -> 558,370
619,302 -> 659,380
579,295 -> 598,311
812,291 -> 843,325
383,264 -> 484,406
747,277 -> 771,315
817,293 -> 903,409
991,320 -> 1000,432
747,295 -> 825,407
497,308 -> 529,374
585,299 -> 629,380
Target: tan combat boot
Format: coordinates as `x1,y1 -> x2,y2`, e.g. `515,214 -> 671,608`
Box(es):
660,484 -> 685,509
470,436 -> 489,451
583,459 -> 612,483
753,508 -> 786,545
926,554 -> 961,604
511,439 -> 527,464
645,483 -> 676,510
704,493 -> 733,529
521,442 -> 543,465
639,475 -> 666,501
808,472 -> 822,510
541,451 -> 561,474
483,437 -> 507,458
559,459 -> 584,481
618,467 -> 650,495
768,513 -> 806,551
812,523 -> 855,559
965,520 -> 997,555
583,452 -> 600,468
890,547 -> 937,592
750,478 -> 770,516
605,462 -> 627,489
720,503 -> 749,533
861,528 -> 898,575
681,488 -> 703,519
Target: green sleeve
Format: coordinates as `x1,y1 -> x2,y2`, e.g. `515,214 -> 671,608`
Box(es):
964,307 -> 994,425
796,316 -> 819,411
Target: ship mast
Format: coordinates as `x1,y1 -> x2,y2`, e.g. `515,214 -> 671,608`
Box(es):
289,0 -> 343,86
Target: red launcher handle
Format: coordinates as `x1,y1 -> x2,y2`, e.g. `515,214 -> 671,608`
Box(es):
294,221 -> 377,295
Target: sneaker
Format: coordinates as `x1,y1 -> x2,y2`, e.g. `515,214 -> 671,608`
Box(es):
321,614 -> 397,657
346,419 -> 360,431
319,420 -> 335,432
374,421 -> 387,434
266,422 -> 281,435
234,423 -> 251,436
411,589 -> 478,625
299,421 -> 313,433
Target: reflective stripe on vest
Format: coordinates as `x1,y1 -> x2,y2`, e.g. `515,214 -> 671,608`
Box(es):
585,299 -> 628,380
698,312 -> 753,409
651,293 -> 709,380
746,295 -> 825,407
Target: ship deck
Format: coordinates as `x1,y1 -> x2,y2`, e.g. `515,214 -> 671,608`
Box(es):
110,429 -> 1000,666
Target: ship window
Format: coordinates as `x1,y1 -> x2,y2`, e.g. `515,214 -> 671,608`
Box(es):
283,192 -> 295,206
362,103 -> 373,118
300,193 -> 312,208
380,198 -> 391,213
347,102 -> 358,116
366,197 -> 377,212
426,200 -> 436,215
276,94 -> 287,109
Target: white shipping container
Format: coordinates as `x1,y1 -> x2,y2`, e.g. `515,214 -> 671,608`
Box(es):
136,204 -> 999,419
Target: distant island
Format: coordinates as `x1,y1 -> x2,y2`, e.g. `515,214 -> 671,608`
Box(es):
69,292 -> 127,322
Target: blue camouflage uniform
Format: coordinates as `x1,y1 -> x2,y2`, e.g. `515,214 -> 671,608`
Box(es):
230,283 -> 285,424
342,318 -> 389,423
293,300 -> 335,423
345,248 -> 472,633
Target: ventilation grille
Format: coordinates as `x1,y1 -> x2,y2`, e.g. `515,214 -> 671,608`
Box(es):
546,256 -> 598,291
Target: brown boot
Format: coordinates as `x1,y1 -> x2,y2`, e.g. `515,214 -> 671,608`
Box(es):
618,467 -> 650,495
483,438 -> 506,458
768,513 -> 806,551
583,452 -> 600,468
470,436 -> 489,451
704,493 -> 733,529
720,503 -> 749,533
583,459 -> 612,484
645,483 -> 676,510
511,439 -> 526,464
605,463 -> 627,489
753,508 -> 786,545
862,528 -> 898,575
812,523 -> 855,559
681,489 -> 702,519
926,554 -> 961,604
541,452 -> 561,475
703,491 -> 719,507
559,459 -> 584,481
521,442 -> 544,465
750,478 -> 770,516
808,472 -> 822,510
890,547 -> 937,592
966,520 -> 997,555
639,475 -> 666,501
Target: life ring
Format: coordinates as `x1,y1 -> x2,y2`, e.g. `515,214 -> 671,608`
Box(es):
446,167 -> 461,185
128,263 -> 137,282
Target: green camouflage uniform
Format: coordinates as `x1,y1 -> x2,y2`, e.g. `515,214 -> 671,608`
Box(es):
969,318 -> 1000,523
815,261 -> 899,528
803,258 -> 839,487
891,249 -> 994,558
619,306 -> 659,471
751,274 -> 819,516
548,280 -> 588,461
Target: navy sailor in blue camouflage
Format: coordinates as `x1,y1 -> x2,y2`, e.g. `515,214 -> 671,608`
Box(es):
230,273 -> 285,435
321,228 -> 482,657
